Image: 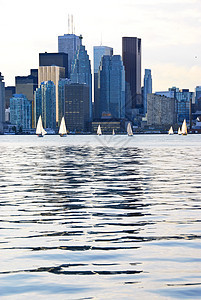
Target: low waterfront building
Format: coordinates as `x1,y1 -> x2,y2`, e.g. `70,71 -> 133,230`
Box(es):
0,73 -> 5,133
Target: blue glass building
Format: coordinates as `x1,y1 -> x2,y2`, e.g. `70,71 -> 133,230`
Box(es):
98,55 -> 125,119
143,69 -> 152,115
70,36 -> 92,120
58,78 -> 71,125
10,94 -> 32,130
34,81 -> 56,130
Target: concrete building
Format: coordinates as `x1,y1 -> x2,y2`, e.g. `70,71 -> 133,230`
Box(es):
147,94 -> 176,128
70,36 -> 92,120
34,81 -> 56,130
0,73 -> 5,133
10,94 -> 32,131
64,83 -> 90,132
38,66 -> 65,124
39,52 -> 68,78
98,55 -> 125,119
143,69 -> 152,115
58,33 -> 80,75
122,37 -> 142,116
93,46 -> 113,118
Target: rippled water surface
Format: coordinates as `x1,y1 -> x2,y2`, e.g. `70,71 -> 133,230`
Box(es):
0,134 -> 201,299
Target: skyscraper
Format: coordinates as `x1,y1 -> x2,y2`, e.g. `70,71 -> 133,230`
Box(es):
34,81 -> 56,130
38,66 -> 65,124
98,55 -> 125,119
64,83 -> 90,132
70,36 -> 92,120
0,73 -> 5,133
39,52 -> 68,78
93,46 -> 113,118
10,94 -> 32,131
58,33 -> 80,75
143,69 -> 152,115
122,37 -> 142,115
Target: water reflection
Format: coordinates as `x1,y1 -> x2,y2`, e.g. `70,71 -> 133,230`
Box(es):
0,136 -> 201,299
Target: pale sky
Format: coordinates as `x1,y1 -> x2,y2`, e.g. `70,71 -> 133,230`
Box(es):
0,0 -> 201,92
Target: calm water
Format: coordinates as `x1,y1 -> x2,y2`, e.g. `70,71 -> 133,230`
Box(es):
0,134 -> 201,299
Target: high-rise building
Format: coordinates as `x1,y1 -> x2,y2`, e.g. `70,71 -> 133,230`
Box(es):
93,46 -> 113,118
0,73 -> 5,133
58,78 -> 71,125
58,33 -> 80,75
147,94 -> 176,127
15,69 -> 38,101
70,36 -> 92,120
5,86 -> 15,109
10,94 -> 32,131
39,52 -> 68,78
143,69 -> 152,115
38,66 -> 65,123
34,81 -> 56,130
64,83 -> 90,132
98,55 -> 125,119
122,37 -> 142,115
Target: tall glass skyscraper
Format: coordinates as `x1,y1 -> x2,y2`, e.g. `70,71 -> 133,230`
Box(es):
10,94 -> 32,130
98,55 -> 125,119
58,33 -> 80,76
143,69 -> 152,115
122,37 -> 142,115
34,81 -> 56,130
70,36 -> 92,120
0,73 -> 5,133
93,46 -> 113,118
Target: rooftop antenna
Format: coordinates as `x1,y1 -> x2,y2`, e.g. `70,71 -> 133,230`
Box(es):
71,14 -> 73,34
100,33 -> 102,46
68,14 -> 70,34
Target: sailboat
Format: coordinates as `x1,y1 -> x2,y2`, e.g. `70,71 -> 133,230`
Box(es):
59,116 -> 67,137
181,119 -> 187,135
112,129 -> 115,135
127,122 -> 133,136
97,124 -> 102,135
36,115 -> 47,137
178,127 -> 182,135
168,126 -> 174,135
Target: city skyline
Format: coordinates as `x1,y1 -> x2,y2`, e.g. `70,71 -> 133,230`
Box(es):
0,0 -> 201,91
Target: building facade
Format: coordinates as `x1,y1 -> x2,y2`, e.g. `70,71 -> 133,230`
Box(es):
10,94 -> 32,130
34,81 -> 56,130
0,73 -> 5,133
143,69 -> 152,115
70,36 -> 92,120
58,78 -> 71,125
39,52 -> 68,78
98,55 -> 125,119
58,33 -> 80,75
64,83 -> 90,132
147,94 -> 176,127
5,86 -> 15,109
93,46 -> 113,118
38,66 -> 65,124
122,37 -> 142,116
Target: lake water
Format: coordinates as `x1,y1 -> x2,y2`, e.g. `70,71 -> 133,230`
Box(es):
0,134 -> 201,299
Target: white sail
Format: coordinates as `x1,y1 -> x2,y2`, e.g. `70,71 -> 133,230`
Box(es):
59,117 -> 67,136
112,129 -> 115,135
168,126 -> 174,135
181,119 -> 187,135
127,123 -> 133,136
36,116 -> 47,136
178,127 -> 182,135
97,125 -> 102,135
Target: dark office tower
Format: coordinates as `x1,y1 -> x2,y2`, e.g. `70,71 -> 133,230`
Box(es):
71,36 -> 92,120
5,86 -> 15,109
64,83 -> 90,132
0,73 -> 5,133
15,69 -> 38,101
122,37 -> 142,115
98,55 -> 125,119
143,69 -> 152,115
93,46 -> 113,118
39,52 -> 68,78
